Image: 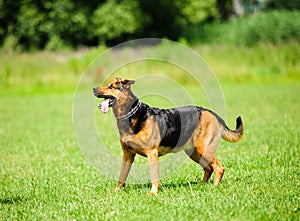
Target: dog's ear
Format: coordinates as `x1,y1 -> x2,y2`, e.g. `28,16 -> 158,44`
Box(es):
121,79 -> 135,86
116,77 -> 122,82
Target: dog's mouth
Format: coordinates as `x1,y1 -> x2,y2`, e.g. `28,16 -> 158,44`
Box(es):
98,97 -> 115,113
93,87 -> 115,113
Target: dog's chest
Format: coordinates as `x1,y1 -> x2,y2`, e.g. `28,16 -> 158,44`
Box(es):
119,115 -> 161,150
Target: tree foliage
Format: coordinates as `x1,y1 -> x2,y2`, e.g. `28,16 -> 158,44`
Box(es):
176,0 -> 217,24
0,0 -> 299,50
0,0 -> 222,50
92,0 -> 146,43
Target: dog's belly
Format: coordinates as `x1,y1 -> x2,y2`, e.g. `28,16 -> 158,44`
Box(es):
157,144 -> 192,156
125,141 -> 191,157
121,135 -> 191,157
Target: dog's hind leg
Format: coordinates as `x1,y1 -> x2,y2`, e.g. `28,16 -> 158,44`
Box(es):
188,133 -> 223,184
203,137 -> 224,186
198,134 -> 224,185
116,142 -> 136,191
209,157 -> 224,186
185,148 -> 213,183
198,145 -> 224,186
199,157 -> 214,184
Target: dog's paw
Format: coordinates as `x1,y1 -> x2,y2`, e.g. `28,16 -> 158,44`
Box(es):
115,182 -> 125,192
148,184 -> 159,195
148,191 -> 158,196
114,187 -> 122,193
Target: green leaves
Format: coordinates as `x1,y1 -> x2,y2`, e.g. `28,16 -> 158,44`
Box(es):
2,0 -> 299,50
0,0 -> 220,50
176,0 -> 217,24
92,0 -> 146,43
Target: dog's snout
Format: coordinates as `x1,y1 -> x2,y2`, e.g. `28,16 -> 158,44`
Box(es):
93,87 -> 99,95
93,87 -> 102,98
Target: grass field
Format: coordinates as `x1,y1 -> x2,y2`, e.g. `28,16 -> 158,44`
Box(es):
1,44 -> 299,220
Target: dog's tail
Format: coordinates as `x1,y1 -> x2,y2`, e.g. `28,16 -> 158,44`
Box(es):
222,116 -> 244,143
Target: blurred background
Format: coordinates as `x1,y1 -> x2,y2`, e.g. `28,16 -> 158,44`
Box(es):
0,0 -> 300,93
1,0 -> 299,50
0,0 -> 299,94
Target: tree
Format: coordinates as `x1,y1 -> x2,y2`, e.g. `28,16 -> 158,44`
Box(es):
91,0 -> 147,44
0,0 -> 222,50
176,0 -> 218,24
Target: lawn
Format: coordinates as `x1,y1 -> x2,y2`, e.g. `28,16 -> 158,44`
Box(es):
0,44 -> 299,220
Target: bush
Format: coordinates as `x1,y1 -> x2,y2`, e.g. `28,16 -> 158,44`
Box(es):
186,10 -> 300,46
231,10 -> 300,46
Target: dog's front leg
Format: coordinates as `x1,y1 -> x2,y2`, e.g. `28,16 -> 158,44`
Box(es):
116,144 -> 136,191
147,148 -> 160,195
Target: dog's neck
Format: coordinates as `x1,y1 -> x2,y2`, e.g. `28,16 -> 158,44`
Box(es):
112,95 -> 139,120
117,100 -> 141,120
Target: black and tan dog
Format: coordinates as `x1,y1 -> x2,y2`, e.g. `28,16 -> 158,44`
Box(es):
93,77 -> 243,195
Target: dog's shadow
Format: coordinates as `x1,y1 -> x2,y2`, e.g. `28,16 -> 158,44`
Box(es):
0,196 -> 30,205
127,180 -> 211,192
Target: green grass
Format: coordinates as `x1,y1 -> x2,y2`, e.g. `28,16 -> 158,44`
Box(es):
0,46 -> 106,95
196,42 -> 300,82
0,43 -> 299,220
1,81 -> 299,220
1,42 -> 300,96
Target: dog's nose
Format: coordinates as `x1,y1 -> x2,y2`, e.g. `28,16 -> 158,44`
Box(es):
93,87 -> 99,96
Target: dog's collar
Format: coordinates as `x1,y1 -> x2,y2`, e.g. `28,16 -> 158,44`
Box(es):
117,100 -> 141,120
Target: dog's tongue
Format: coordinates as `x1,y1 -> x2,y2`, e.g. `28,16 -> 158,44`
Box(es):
100,99 -> 110,113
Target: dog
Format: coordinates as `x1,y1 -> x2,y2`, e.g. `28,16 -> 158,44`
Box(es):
93,77 -> 243,195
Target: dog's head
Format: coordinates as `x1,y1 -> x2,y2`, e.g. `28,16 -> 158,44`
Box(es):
93,77 -> 135,113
